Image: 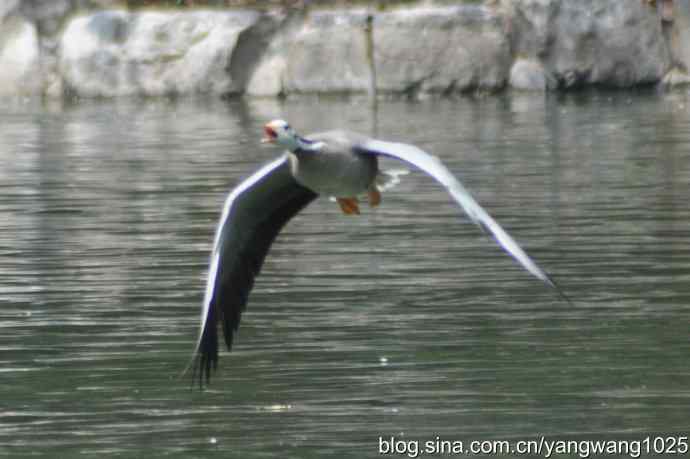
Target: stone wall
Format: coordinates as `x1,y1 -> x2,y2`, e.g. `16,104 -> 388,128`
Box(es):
507,0 -> 669,89
1,0 -> 688,98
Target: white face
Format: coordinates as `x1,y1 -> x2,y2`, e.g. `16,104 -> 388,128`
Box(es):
262,119 -> 297,146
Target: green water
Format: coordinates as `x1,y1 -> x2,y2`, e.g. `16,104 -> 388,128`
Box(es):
1,92 -> 689,458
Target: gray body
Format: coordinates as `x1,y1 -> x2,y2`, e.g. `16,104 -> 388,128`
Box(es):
287,130 -> 378,197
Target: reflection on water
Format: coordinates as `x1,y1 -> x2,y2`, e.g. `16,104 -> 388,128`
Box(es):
1,92 -> 689,457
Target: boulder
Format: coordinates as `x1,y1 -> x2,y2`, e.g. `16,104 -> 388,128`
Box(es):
663,67 -> 690,86
245,51 -> 287,97
246,9 -> 371,97
283,10 -> 371,94
59,10 -> 260,97
1,0 -> 20,22
509,57 -> 554,90
4,1 -> 679,99
373,5 -> 511,95
227,11 -> 285,96
506,0 -> 668,88
18,0 -> 73,36
0,15 -> 41,97
669,0 -> 690,77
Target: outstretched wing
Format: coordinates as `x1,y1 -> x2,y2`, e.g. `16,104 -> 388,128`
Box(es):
357,139 -> 569,301
188,155 -> 318,386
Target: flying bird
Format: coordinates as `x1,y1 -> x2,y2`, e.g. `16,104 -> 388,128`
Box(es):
188,119 -> 568,386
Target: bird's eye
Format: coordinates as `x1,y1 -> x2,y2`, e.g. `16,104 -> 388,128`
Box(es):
284,124 -> 291,130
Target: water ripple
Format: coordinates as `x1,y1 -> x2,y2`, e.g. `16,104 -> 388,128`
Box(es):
1,94 -> 689,457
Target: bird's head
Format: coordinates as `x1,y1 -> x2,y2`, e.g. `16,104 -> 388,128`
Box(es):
262,119 -> 297,147
262,119 -> 322,152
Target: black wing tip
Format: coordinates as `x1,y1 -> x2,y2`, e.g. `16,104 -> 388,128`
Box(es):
184,322 -> 220,390
185,348 -> 218,390
544,274 -> 574,307
557,288 -> 575,307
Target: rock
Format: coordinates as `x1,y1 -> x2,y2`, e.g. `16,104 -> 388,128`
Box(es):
18,0 -> 72,36
506,0 -> 668,88
245,52 -> 287,97
283,10 -> 371,94
233,11 -> 288,97
17,1 -> 125,36
8,0 -> 85,99
59,10 -> 261,97
669,0 -> 690,74
245,9 -> 373,97
663,67 -> 690,86
373,5 -> 510,95
0,15 -> 41,97
3,1 -> 679,99
1,0 -> 20,21
509,57 -> 553,90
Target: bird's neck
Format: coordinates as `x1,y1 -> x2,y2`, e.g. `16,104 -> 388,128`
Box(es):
287,136 -> 321,153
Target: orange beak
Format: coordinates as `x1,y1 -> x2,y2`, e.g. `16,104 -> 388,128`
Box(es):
262,125 -> 277,143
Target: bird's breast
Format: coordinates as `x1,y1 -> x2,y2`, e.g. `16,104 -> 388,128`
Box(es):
288,151 -> 377,197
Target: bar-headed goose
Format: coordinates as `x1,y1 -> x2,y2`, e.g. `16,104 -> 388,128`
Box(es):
189,119 -> 568,385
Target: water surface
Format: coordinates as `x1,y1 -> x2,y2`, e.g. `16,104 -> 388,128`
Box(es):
1,92 -> 689,458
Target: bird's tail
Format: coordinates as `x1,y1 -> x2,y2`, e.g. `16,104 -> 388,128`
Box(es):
375,168 -> 409,192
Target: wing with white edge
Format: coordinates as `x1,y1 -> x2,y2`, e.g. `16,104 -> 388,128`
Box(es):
357,139 -> 569,301
186,155 -> 318,386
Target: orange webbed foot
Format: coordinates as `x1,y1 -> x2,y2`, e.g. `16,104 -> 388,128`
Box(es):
336,197 -> 360,215
368,186 -> 381,207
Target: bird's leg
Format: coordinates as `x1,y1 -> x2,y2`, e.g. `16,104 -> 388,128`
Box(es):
336,197 -> 360,215
368,185 -> 381,207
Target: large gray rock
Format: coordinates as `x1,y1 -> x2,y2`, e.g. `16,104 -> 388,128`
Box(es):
373,5 -> 510,95
1,0 -> 20,21
241,10 -> 297,97
244,45 -> 287,97
506,0 -> 668,88
227,11 -> 286,96
509,57 -> 554,90
284,10 -> 371,94
4,1 -> 677,99
663,67 -> 690,86
17,1 -> 126,36
246,9 -> 371,97
18,0 -> 73,36
667,0 -> 690,84
59,10 -> 260,97
248,5 -> 511,97
0,15 -> 41,96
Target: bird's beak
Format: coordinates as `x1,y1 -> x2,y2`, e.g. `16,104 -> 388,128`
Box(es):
261,125 -> 276,144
